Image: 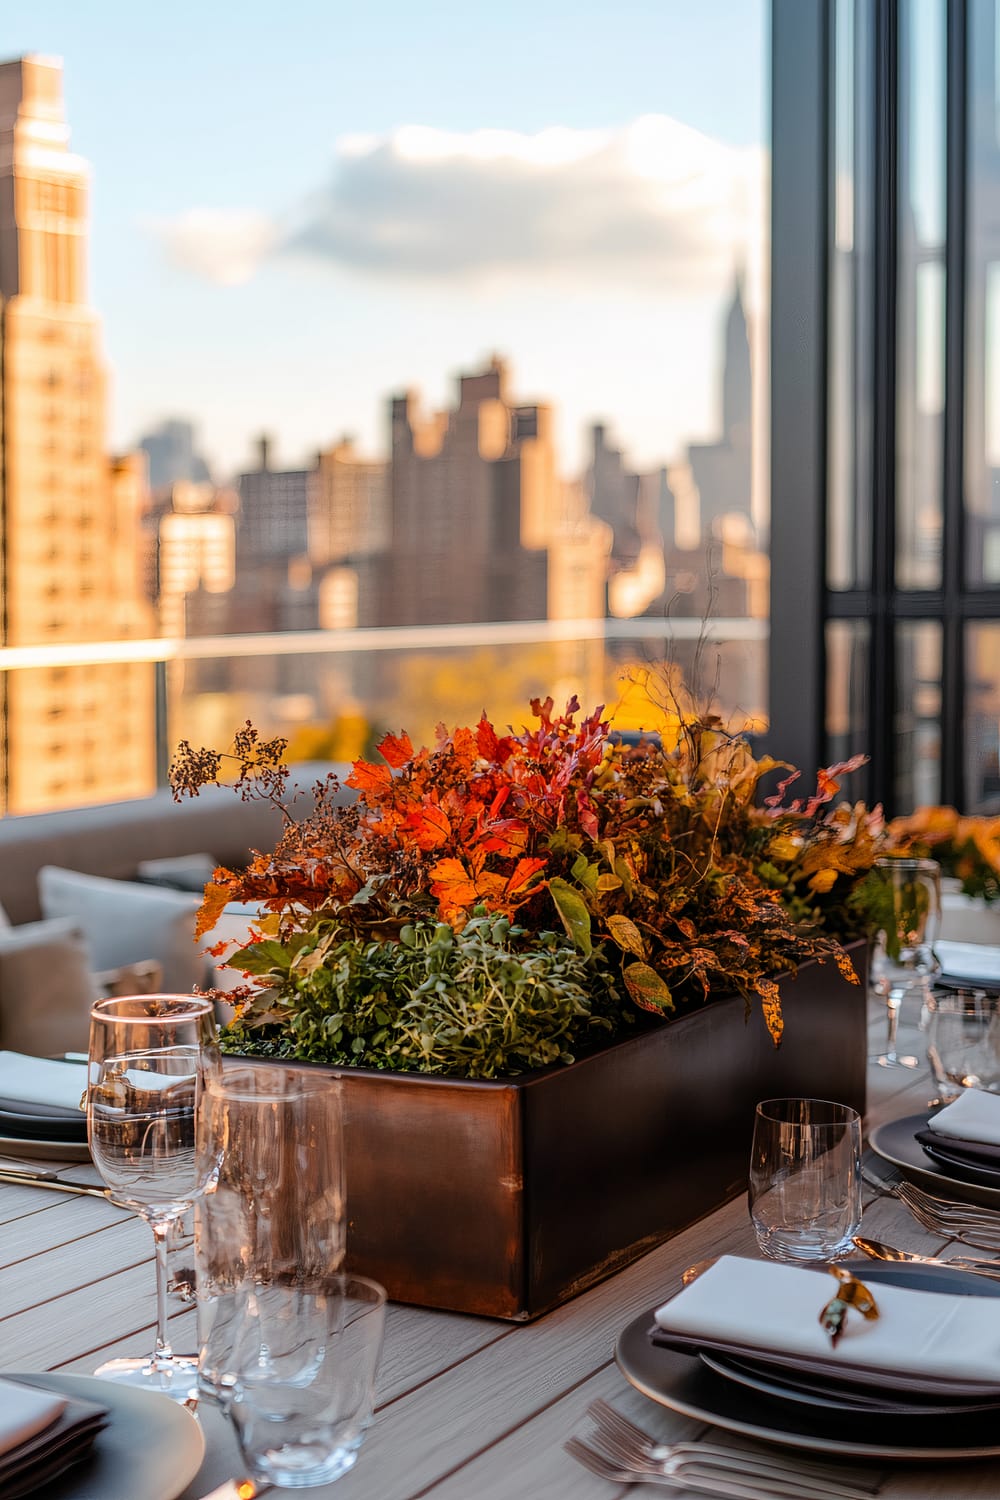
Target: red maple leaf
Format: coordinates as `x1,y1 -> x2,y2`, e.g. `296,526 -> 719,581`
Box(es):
377,730 -> 414,769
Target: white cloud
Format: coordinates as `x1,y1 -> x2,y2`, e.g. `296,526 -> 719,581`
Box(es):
151,208 -> 278,286
149,116 -> 762,291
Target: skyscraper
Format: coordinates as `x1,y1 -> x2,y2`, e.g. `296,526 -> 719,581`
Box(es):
0,56 -> 155,812
380,358 -> 564,626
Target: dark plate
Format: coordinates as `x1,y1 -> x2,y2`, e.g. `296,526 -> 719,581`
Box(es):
870,1111 -> 1000,1209
618,1262 -> 1000,1459
919,1138 -> 1000,1187
699,1351 -> 1000,1416
0,1109 -> 87,1144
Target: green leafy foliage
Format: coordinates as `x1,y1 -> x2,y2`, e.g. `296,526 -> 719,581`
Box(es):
219,911 -> 630,1079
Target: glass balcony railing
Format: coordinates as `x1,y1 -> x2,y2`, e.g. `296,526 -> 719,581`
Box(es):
0,617 -> 768,815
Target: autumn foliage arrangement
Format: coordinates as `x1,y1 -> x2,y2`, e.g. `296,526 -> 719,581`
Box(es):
171,697 -> 876,1078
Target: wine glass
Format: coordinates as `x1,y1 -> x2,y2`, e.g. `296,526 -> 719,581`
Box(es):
869,857 -> 941,1068
87,993 -> 219,1400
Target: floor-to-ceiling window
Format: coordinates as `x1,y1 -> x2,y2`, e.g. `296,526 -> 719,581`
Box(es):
771,0 -> 1000,815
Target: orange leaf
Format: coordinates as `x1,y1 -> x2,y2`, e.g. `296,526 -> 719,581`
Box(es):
377,730 -> 413,768
504,856 -> 548,898
345,759 -> 394,793
479,819 -> 530,857
476,714 -> 501,761
756,977 -> 784,1046
195,879 -> 236,941
404,803 -> 452,850
429,857 -> 481,911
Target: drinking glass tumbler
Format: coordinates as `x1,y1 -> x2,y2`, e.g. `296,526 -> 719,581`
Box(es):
869,856 -> 941,1068
749,1098 -> 862,1262
194,1066 -> 345,1406
225,1274 -> 386,1489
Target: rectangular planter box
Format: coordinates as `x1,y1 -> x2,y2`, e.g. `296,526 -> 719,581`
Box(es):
243,943 -> 868,1321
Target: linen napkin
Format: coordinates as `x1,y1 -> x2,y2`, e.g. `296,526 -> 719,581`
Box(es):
0,1377 -> 109,1499
0,1053 -> 87,1112
936,940 -> 1000,989
0,1383 -> 66,1455
652,1255 -> 1000,1391
926,1088 -> 1000,1146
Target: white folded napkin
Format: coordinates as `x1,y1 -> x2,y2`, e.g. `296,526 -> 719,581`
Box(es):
927,1088 -> 1000,1145
0,1381 -> 65,1457
0,1053 -> 86,1113
936,940 -> 1000,985
653,1255 -> 1000,1382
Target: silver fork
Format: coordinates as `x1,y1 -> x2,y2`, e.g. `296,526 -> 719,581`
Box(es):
894,1184 -> 1000,1246
585,1400 -> 881,1498
564,1436 -> 880,1500
862,1163 -> 1000,1248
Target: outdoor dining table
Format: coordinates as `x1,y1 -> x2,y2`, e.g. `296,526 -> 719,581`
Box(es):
2,994 -> 999,1500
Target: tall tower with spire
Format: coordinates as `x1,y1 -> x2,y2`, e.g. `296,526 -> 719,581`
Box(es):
722,272 -> 752,446
0,56 -> 155,811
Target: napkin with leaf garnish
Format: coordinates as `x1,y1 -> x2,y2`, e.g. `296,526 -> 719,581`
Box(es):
651,1255 -> 1000,1395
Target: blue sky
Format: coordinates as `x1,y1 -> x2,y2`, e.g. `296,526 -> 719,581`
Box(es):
2,1 -> 767,477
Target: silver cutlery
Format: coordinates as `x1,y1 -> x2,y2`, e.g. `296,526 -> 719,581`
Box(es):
862,1161 -> 1000,1248
852,1234 -> 1000,1278
565,1434 -> 879,1499
0,1167 -> 110,1201
570,1400 -> 882,1499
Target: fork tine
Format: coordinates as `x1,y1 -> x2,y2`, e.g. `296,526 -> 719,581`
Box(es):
588,1396 -> 657,1446
563,1435 -> 623,1481
567,1436 -> 877,1500
585,1406 -> 881,1497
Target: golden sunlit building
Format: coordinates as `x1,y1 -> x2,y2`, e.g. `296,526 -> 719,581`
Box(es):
0,55 -> 155,812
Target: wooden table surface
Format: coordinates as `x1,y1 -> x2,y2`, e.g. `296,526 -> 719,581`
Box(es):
3,997 -> 999,1499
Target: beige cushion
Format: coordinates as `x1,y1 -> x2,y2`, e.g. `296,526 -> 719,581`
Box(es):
38,866 -> 206,993
0,917 -> 94,1056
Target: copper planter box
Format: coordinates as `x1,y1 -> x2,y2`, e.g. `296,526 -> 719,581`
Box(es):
246,945 -> 868,1321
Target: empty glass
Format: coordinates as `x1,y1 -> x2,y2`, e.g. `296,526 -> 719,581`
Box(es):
87,993 -> 219,1399
749,1097 -> 862,1262
927,988 -> 1000,1101
869,856 -> 941,1067
225,1275 -> 386,1489
194,1066 -> 345,1401
195,1065 -> 366,1487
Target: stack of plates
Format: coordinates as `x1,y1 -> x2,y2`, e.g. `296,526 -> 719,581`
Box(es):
871,1113 -> 1000,1208
618,1263 -> 1000,1460
0,1055 -> 89,1162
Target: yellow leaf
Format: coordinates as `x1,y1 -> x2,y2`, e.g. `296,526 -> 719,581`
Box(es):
607,914 -> 646,958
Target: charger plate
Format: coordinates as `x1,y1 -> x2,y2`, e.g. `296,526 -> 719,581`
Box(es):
2,1374 -> 204,1500
0,1132 -> 90,1163
870,1111 -> 1000,1208
617,1262 -> 1000,1460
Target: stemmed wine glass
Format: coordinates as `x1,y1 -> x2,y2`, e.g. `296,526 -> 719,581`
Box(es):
869,857 -> 941,1068
86,993 -> 219,1400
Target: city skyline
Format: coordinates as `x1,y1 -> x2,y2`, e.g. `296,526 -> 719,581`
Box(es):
0,3 -> 766,476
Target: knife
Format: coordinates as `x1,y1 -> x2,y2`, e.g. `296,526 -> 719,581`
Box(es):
0,1167 -> 111,1201
852,1235 -> 1000,1279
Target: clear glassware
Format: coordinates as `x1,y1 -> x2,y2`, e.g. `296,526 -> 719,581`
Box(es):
194,1067 -> 345,1407
748,1097 -> 862,1262
869,856 -> 941,1068
86,993 -> 219,1400
225,1275 -> 385,1489
927,987 -> 1000,1102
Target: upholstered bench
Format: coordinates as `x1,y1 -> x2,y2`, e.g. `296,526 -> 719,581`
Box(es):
0,763 -> 350,1055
